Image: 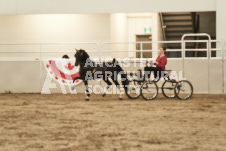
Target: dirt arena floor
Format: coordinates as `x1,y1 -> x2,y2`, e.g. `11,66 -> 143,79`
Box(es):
0,93 -> 225,151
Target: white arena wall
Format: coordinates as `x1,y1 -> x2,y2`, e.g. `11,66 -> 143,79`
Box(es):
0,14 -> 162,59
0,0 -> 226,42
0,58 -> 225,94
0,14 -> 111,43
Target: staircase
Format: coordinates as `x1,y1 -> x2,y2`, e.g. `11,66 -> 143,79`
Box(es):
161,12 -> 216,58
162,12 -> 195,49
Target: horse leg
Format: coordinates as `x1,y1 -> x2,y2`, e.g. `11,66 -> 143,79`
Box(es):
102,78 -> 112,97
71,77 -> 81,91
84,80 -> 90,101
113,80 -> 123,100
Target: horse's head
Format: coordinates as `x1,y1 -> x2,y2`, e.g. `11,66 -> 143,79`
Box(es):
74,49 -> 90,66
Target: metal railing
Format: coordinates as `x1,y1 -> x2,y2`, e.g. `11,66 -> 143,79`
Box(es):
0,33 -> 225,94
0,38 -> 222,60
159,13 -> 167,47
182,33 -> 211,94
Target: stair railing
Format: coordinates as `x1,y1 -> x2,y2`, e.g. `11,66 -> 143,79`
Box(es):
159,13 -> 167,48
192,12 -> 200,56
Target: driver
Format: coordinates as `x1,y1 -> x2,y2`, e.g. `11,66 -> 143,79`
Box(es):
143,47 -> 167,81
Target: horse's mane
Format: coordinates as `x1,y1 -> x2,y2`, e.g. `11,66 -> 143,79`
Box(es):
80,49 -> 89,59
79,49 -> 90,64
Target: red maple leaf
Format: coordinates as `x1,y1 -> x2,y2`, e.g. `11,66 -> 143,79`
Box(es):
65,63 -> 75,70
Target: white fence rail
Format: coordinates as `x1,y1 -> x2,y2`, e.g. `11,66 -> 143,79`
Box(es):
0,33 -> 225,94
0,35 -> 224,60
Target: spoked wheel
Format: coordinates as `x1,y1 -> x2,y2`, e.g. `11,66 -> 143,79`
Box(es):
126,80 -> 141,99
141,81 -> 158,101
175,80 -> 193,100
162,80 -> 177,98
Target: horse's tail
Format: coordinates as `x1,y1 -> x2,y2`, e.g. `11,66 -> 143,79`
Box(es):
113,58 -> 129,92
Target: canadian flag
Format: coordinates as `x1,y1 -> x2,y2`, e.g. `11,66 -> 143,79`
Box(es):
44,59 -> 82,86
65,63 -> 75,70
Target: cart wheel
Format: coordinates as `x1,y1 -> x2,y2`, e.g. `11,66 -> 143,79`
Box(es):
175,80 -> 193,100
141,81 -> 158,101
125,80 -> 141,99
162,80 -> 177,98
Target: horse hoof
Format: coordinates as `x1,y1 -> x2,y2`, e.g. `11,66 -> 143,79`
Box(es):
102,93 -> 106,97
85,98 -> 89,101
119,98 -> 123,100
71,86 -> 75,91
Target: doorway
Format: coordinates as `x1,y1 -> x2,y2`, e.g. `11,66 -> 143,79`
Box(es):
136,34 -> 152,58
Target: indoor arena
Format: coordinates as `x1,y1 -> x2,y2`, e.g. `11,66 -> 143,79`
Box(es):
0,0 -> 225,150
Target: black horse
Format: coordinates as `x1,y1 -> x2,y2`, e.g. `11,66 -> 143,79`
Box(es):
73,49 -> 129,101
